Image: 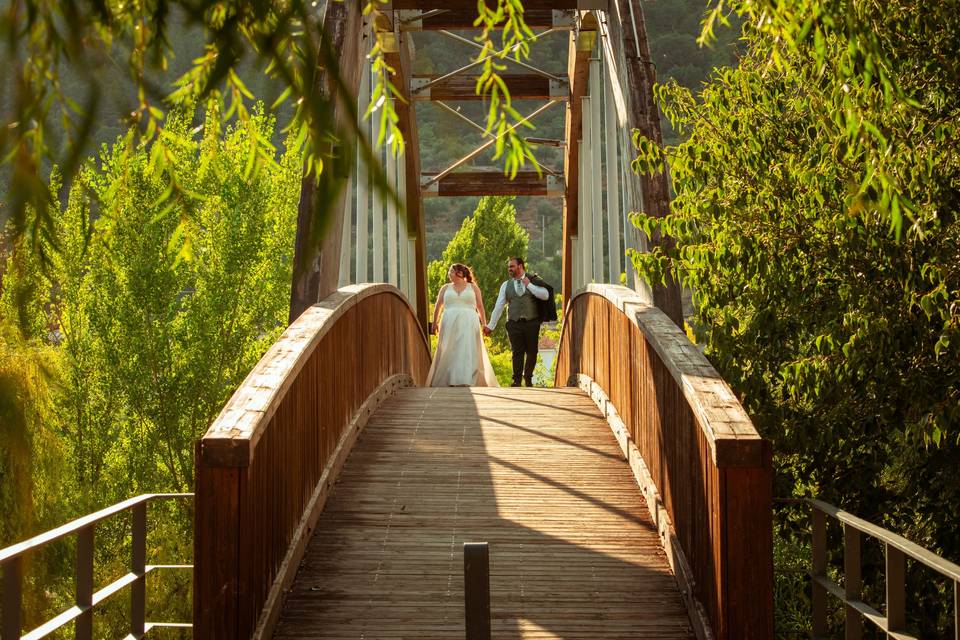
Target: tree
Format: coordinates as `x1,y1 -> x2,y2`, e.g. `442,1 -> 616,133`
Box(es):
0,103 -> 300,630
631,3 -> 960,633
0,0 -> 543,280
428,196 -> 529,344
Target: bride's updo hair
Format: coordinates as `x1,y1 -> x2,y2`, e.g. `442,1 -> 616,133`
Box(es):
450,263 -> 474,283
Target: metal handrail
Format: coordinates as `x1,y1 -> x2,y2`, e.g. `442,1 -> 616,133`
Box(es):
800,498 -> 960,639
1,493 -> 193,640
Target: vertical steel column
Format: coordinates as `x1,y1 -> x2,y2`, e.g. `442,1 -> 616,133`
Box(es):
397,155 -> 409,298
356,57 -> 371,283
571,235 -> 581,292
371,91 -> 384,283
76,526 -> 95,640
2,557 -> 22,640
589,57 -> 604,282
579,123 -> 593,284
408,237 -> 418,302
603,52 -> 621,281
131,503 -> 147,637
387,141 -> 399,287
619,142 -> 635,288
338,169 -> 354,287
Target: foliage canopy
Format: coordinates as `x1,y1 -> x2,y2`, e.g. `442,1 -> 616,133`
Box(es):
632,0 -> 960,633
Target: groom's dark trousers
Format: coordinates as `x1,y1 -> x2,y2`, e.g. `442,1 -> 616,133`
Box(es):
506,318 -> 541,386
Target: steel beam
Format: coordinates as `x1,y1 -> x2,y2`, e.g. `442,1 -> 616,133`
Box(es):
422,99 -> 563,189
437,30 -> 565,82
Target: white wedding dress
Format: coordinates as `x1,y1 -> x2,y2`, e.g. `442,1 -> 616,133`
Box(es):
425,285 -> 499,387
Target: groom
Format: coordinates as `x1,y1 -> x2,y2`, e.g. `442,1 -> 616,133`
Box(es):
484,257 -> 553,387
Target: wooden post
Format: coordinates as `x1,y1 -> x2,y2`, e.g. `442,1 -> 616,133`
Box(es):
721,444 -> 774,638
131,503 -> 147,637
844,524 -> 863,640
464,543 -> 491,640
2,557 -> 22,640
812,508 -> 828,638
954,580 -> 959,640
76,525 -> 95,640
193,460 -> 241,638
885,544 -> 906,636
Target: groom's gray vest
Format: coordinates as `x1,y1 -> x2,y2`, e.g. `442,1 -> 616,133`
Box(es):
505,280 -> 539,321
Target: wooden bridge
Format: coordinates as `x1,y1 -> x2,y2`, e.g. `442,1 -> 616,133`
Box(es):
6,1 -> 959,639
193,283 -> 771,639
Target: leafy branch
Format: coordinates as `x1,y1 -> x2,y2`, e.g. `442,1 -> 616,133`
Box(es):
473,0 -> 540,178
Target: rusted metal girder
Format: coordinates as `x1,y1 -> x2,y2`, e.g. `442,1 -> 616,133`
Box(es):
422,171 -> 564,198
561,11 -> 597,303
379,9 -> 431,331
612,0 -> 683,327
288,0 -> 365,323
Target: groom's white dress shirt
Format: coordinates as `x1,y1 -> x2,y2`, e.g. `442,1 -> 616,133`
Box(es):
486,278 -> 549,331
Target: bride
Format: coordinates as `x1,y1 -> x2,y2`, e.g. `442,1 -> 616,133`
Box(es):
425,263 -> 499,387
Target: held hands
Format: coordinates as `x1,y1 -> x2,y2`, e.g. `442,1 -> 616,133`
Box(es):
482,326 -> 492,336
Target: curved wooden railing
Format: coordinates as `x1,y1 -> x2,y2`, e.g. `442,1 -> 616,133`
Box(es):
556,284 -> 774,639
194,284 -> 431,639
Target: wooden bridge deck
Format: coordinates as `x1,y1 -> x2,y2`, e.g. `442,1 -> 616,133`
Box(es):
273,387 -> 694,639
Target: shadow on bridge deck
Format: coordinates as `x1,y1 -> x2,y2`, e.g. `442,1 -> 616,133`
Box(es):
272,387 -> 693,639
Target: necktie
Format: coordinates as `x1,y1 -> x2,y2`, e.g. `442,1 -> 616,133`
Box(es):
515,279 -> 523,296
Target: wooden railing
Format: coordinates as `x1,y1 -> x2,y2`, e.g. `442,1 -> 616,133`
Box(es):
194,283 -> 431,639
0,493 -> 193,639
555,284 -> 774,639
807,499 -> 960,639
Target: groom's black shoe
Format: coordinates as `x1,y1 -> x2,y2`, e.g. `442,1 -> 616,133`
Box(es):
524,378 -> 534,387
511,380 -> 521,387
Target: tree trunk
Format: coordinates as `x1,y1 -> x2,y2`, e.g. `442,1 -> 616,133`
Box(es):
288,1 -> 364,323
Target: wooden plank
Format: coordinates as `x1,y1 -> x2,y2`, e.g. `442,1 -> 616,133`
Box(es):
251,374 -> 413,640
422,171 -> 563,197
412,74 -> 566,101
272,387 -> 694,639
